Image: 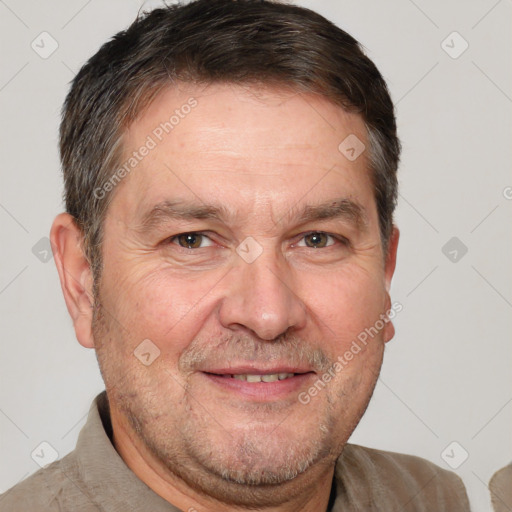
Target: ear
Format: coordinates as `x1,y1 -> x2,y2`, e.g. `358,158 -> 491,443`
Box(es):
382,226 -> 400,343
384,226 -> 399,291
50,213 -> 95,348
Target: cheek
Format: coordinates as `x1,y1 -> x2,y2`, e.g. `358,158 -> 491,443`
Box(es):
304,264 -> 386,342
104,265 -> 222,351
306,266 -> 387,407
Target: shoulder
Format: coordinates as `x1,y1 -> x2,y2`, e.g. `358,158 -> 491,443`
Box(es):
489,463 -> 512,512
0,461 -> 62,512
336,444 -> 471,511
0,452 -> 91,512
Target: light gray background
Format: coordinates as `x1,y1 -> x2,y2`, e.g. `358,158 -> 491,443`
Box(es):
0,0 -> 510,510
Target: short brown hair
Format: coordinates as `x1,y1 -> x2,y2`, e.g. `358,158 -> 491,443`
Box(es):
60,0 -> 400,280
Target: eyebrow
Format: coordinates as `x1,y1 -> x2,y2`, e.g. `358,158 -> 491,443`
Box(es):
137,197 -> 368,233
137,200 -> 229,232
295,198 -> 368,230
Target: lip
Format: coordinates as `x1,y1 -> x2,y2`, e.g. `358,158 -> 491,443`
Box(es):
200,369 -> 315,400
204,365 -> 313,375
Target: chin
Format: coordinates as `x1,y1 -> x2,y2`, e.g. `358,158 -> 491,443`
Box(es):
149,419 -> 341,508
179,415 -> 337,486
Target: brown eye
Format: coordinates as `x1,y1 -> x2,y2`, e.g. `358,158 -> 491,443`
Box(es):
303,232 -> 331,248
176,233 -> 204,249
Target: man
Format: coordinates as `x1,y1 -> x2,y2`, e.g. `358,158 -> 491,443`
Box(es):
0,1 -> 471,510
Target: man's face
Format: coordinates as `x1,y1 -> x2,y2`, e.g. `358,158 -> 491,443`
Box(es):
92,84 -> 397,500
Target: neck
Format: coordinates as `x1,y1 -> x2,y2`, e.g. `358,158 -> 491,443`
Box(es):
111,406 -> 337,512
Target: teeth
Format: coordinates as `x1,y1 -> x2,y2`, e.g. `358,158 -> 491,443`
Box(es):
229,373 -> 295,382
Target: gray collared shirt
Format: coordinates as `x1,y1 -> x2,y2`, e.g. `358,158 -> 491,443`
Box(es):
0,392 -> 471,511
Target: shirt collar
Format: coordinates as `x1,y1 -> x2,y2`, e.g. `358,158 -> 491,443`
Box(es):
74,391 -> 181,512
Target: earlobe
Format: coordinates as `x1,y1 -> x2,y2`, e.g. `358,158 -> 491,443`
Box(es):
382,294 -> 396,344
50,213 -> 96,349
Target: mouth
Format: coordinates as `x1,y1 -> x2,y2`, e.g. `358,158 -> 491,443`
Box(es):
208,372 -> 300,382
200,367 -> 315,400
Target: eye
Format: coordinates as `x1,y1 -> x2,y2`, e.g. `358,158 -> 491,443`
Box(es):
297,232 -> 336,249
171,232 -> 213,249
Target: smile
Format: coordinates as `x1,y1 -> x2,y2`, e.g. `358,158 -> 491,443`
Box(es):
201,370 -> 315,400
217,373 -> 296,382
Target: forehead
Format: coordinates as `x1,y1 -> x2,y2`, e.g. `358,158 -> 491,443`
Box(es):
112,83 -> 376,226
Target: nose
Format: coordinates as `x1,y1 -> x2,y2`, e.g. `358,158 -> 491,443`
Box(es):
218,253 -> 307,340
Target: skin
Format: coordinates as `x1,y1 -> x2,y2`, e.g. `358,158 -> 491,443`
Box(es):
51,83 -> 399,512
